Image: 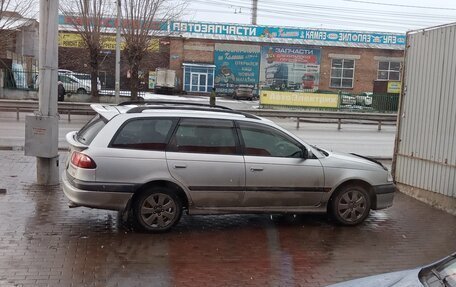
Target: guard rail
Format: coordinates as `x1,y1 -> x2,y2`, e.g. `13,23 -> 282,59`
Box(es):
0,99 -> 397,130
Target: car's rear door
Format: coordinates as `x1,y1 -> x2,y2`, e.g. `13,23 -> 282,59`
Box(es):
237,121 -> 325,208
166,118 -> 245,208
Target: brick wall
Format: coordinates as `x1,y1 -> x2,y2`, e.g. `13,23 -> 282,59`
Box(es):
168,39 -> 404,95
319,46 -> 404,94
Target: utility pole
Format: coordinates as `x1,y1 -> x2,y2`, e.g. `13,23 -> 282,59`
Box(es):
115,0 -> 121,104
251,0 -> 258,25
26,0 -> 59,185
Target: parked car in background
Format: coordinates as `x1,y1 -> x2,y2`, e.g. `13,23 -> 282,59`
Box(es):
233,84 -> 256,100
59,69 -> 101,92
327,253 -> 456,287
58,73 -> 92,94
62,101 -> 395,232
71,73 -> 102,92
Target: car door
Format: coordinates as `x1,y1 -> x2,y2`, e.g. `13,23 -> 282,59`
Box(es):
166,118 -> 245,208
237,121 -> 325,208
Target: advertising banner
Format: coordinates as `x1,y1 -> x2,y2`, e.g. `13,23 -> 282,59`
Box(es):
260,90 -> 339,108
170,22 -> 406,47
58,32 -> 159,51
260,46 -> 321,92
214,44 -> 260,95
59,15 -> 406,48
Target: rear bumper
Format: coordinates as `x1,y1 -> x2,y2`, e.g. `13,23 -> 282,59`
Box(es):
372,183 -> 396,210
62,172 -> 133,211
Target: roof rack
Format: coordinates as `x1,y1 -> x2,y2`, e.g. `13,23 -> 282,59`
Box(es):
118,100 -> 232,110
125,105 -> 261,120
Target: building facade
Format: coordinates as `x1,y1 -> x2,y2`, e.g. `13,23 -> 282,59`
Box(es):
58,17 -> 405,95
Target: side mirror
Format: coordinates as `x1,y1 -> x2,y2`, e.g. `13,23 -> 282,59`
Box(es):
301,148 -> 309,159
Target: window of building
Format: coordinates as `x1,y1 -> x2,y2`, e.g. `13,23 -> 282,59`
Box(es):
330,59 -> 355,88
111,118 -> 176,150
377,61 -> 401,81
170,119 -> 238,155
183,64 -> 215,93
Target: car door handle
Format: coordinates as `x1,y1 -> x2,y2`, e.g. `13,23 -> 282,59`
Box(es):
173,164 -> 187,169
250,167 -> 264,172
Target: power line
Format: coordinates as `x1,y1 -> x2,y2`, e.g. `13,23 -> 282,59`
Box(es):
193,0 -> 456,22
192,0 -> 453,27
192,8 -> 421,31
342,0 -> 456,11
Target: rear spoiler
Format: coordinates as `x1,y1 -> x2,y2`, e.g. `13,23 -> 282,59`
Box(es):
90,104 -> 121,121
66,131 -> 88,150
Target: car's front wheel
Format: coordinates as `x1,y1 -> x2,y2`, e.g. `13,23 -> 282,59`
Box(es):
330,185 -> 371,225
132,187 -> 182,232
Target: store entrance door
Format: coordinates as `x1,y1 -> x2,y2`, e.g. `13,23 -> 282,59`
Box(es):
190,73 -> 208,92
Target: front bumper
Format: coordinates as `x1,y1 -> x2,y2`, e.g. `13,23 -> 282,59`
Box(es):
62,172 -> 133,211
372,183 -> 396,210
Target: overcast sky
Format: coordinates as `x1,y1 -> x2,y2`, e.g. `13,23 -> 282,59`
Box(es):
183,0 -> 456,33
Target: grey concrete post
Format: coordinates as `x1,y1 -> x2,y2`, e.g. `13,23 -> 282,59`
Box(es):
36,0 -> 59,185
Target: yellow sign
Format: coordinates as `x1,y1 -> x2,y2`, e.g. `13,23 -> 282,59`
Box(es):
260,90 -> 339,108
387,81 -> 402,93
58,32 -> 159,51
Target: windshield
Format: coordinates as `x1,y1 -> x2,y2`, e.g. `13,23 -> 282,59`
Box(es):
76,114 -> 107,145
421,256 -> 456,287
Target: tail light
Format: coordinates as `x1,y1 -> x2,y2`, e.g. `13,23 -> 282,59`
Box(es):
71,152 -> 97,169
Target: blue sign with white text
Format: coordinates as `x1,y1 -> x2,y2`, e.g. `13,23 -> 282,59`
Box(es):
214,44 -> 261,95
170,22 -> 406,46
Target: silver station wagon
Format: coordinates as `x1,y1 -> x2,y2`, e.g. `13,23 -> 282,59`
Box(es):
62,101 -> 395,232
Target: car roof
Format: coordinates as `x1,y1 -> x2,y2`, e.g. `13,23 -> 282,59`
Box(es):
90,101 -> 264,122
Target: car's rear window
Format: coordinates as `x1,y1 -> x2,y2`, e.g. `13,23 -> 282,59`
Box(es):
76,114 -> 107,145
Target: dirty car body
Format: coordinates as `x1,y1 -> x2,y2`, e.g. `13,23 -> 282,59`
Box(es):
62,101 -> 395,232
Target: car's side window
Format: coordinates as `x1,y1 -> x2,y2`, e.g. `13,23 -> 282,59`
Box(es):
170,118 -> 238,155
110,118 -> 175,151
238,122 -> 303,158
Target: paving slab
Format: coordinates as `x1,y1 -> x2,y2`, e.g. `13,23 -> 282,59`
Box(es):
0,151 -> 454,286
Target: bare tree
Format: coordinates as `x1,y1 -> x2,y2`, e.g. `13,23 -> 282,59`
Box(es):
121,0 -> 185,100
60,0 -> 113,101
0,0 -> 36,56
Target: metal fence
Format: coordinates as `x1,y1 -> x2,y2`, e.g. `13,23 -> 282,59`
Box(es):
3,69 -> 38,90
2,69 -> 146,97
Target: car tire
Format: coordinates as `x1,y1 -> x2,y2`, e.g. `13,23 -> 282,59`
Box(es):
330,185 -> 371,225
77,88 -> 87,94
132,187 -> 182,233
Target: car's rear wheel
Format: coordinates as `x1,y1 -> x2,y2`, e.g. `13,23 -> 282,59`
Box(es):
132,187 -> 182,232
330,185 -> 371,225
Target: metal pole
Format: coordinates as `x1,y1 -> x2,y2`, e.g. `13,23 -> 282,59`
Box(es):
115,0 -> 121,104
36,0 -> 59,185
251,0 -> 258,25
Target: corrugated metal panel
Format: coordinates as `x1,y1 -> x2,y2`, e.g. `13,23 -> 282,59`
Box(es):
395,24 -> 456,198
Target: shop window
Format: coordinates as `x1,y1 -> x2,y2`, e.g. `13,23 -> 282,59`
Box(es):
330,59 -> 355,88
377,61 -> 401,81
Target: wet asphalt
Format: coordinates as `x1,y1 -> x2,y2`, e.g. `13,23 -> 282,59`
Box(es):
0,151 -> 455,287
